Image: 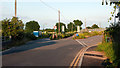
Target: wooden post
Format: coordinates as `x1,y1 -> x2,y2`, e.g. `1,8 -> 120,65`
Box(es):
58,10 -> 60,34
15,0 -> 17,17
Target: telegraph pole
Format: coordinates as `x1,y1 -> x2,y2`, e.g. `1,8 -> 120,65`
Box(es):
58,10 -> 60,34
15,0 -> 17,17
99,22 -> 101,28
72,23 -> 73,32
85,18 -> 87,31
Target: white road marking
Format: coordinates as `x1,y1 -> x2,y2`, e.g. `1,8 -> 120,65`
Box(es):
81,42 -> 88,47
78,43 -> 102,68
75,40 -> 86,47
75,39 -> 102,68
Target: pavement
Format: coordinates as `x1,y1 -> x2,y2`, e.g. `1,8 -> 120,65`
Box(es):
2,35 -> 103,68
81,46 -> 106,68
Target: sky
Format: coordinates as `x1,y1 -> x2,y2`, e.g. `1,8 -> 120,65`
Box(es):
0,0 -> 115,29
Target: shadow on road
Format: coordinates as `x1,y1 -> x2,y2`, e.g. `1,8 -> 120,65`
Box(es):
2,38 -> 56,55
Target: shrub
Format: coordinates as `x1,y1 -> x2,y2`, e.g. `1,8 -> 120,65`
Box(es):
11,31 -> 25,41
25,33 -> 37,40
16,32 -> 25,40
49,33 -> 75,40
75,34 -> 86,39
49,34 -> 60,40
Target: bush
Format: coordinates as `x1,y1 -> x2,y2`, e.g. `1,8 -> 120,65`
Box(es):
16,32 -> 25,40
49,34 -> 61,40
103,23 -> 120,67
11,31 -> 25,41
49,33 -> 75,40
25,33 -> 37,40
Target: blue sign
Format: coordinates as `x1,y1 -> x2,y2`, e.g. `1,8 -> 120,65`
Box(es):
33,31 -> 39,37
76,34 -> 79,36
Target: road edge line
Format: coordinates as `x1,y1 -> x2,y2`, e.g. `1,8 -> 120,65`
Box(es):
69,48 -> 84,68
78,42 -> 102,68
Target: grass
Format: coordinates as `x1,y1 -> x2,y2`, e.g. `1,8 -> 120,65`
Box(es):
73,31 -> 103,39
96,42 -> 120,67
96,42 -> 116,62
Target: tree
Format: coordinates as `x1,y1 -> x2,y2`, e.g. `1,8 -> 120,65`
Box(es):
55,22 -> 66,33
25,21 -> 40,33
86,26 -> 92,29
73,19 -> 83,26
2,17 -> 24,37
44,29 -> 54,32
67,22 -> 76,32
73,19 -> 83,30
92,24 -> 99,29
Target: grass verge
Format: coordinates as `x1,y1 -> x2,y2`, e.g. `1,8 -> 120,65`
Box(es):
73,31 -> 103,39
96,42 -> 120,67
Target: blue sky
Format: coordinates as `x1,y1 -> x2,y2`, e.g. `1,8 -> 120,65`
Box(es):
0,0 -> 114,29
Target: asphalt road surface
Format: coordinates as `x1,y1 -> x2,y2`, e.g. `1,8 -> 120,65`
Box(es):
2,35 -> 102,67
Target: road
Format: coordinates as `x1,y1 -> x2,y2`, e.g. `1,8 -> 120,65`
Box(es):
2,35 -> 102,67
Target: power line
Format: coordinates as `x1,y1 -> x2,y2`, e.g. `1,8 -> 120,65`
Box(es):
40,0 -> 70,23
60,11 -> 71,23
39,0 -> 71,31
61,14 -> 69,22
39,0 -> 58,11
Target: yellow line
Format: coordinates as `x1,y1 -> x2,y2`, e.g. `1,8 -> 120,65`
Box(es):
69,47 -> 86,68
69,49 -> 82,67
69,42 -> 102,68
73,48 -> 86,67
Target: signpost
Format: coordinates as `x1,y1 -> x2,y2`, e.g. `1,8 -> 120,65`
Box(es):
54,26 -> 57,31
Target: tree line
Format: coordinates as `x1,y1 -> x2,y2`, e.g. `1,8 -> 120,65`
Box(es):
1,17 -> 100,41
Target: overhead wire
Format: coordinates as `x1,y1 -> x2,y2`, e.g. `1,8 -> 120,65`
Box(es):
39,0 -> 71,24
39,0 -> 58,11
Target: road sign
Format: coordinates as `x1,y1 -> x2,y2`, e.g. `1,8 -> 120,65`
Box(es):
33,31 -> 39,37
39,31 -> 42,35
54,26 -> 57,30
62,25 -> 64,32
77,26 -> 80,33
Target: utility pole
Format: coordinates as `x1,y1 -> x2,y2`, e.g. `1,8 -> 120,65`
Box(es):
58,10 -> 60,34
15,0 -> 17,17
72,23 -> 73,32
85,18 -> 87,31
114,8 -> 116,25
99,22 -> 101,28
